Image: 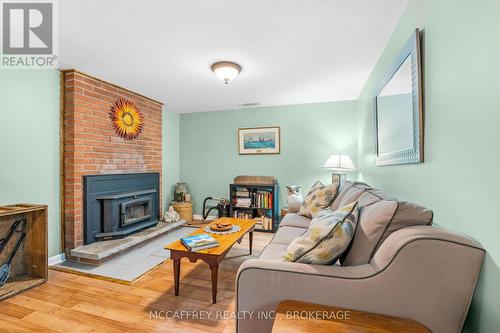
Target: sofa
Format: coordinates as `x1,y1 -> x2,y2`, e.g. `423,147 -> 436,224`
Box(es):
236,181 -> 485,333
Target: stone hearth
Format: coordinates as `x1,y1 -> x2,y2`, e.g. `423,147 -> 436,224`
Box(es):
69,221 -> 185,265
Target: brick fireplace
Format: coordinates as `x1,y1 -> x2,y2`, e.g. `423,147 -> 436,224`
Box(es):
62,69 -> 163,256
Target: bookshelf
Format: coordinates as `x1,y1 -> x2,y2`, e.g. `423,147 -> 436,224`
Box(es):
229,182 -> 280,232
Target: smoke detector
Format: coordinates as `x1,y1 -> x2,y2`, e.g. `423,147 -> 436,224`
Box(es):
238,102 -> 261,108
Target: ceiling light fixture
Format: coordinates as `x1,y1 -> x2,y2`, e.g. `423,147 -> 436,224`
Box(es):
211,61 -> 241,84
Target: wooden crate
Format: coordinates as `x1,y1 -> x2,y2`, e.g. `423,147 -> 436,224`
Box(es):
0,204 -> 48,301
234,175 -> 276,185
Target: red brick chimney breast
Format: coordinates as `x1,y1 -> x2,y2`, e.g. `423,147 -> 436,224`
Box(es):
62,69 -> 163,253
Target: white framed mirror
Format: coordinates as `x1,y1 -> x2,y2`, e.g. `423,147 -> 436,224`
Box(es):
374,29 -> 423,166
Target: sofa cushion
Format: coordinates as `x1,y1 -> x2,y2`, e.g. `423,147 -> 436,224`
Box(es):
299,181 -> 340,218
281,202 -> 358,265
330,181 -> 370,211
279,213 -> 311,229
271,226 -> 307,245
356,187 -> 393,206
341,191 -> 434,266
259,243 -> 288,260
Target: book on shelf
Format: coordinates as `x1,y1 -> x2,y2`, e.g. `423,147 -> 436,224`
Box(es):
263,216 -> 272,230
180,234 -> 219,251
252,191 -> 272,209
234,211 -> 252,219
253,215 -> 273,230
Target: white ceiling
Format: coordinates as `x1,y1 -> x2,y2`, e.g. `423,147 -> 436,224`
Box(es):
58,0 -> 409,113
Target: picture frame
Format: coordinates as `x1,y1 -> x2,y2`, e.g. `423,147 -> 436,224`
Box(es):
238,126 -> 280,155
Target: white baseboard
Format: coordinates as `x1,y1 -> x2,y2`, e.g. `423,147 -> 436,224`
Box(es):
48,253 -> 66,266
193,214 -> 217,221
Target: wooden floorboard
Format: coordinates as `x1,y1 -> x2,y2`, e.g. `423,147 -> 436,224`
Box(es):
0,231 -> 272,333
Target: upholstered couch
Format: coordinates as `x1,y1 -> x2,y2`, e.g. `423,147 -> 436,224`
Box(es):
236,181 -> 485,333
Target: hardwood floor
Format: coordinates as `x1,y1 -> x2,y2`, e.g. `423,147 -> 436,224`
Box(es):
0,231 -> 273,333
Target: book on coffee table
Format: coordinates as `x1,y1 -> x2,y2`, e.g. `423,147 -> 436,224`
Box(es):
180,233 -> 219,251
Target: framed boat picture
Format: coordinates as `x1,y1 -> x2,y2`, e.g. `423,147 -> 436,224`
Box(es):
238,126 -> 280,155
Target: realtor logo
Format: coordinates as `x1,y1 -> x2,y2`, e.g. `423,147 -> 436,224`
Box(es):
3,2 -> 52,54
1,1 -> 56,68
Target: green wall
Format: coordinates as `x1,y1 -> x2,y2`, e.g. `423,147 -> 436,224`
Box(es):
356,0 -> 500,331
179,101 -> 358,215
0,70 -> 61,257
163,109 -> 180,210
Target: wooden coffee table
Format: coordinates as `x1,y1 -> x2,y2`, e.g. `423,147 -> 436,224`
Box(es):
165,217 -> 255,304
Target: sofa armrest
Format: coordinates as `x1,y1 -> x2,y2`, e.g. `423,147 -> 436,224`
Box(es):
370,225 -> 483,270
236,226 -> 485,333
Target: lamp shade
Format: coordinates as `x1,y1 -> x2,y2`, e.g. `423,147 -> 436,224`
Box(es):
322,154 -> 355,172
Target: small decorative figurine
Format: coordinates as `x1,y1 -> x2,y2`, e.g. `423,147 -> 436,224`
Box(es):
163,205 -> 180,223
286,185 -> 303,207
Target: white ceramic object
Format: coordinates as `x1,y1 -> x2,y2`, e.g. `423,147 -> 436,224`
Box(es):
286,185 -> 303,207
163,205 -> 180,223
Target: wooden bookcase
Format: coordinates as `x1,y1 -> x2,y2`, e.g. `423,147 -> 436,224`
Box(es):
0,204 -> 48,301
229,183 -> 280,232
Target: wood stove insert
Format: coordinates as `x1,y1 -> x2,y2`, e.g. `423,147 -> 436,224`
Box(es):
83,173 -> 160,245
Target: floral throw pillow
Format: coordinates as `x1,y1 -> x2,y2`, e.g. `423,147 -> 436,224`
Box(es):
299,181 -> 340,218
281,202 -> 358,265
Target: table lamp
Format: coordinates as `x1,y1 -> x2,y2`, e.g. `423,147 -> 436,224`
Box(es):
322,154 -> 355,185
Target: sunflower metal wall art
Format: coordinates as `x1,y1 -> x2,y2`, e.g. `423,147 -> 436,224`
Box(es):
109,99 -> 144,140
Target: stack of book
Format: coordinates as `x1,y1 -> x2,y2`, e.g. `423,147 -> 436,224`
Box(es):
235,188 -> 250,197
234,187 -> 252,207
235,197 -> 252,207
180,234 -> 219,251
